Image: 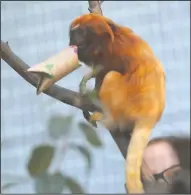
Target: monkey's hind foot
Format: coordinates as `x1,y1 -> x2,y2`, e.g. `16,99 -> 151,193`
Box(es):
89,112 -> 104,123
83,111 -> 97,128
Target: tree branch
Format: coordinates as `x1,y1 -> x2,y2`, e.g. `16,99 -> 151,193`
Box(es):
1,0 -> 128,166
88,0 -> 103,15
1,40 -> 101,113
1,1 -> 105,114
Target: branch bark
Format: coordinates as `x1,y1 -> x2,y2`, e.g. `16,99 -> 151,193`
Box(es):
1,1 -> 130,159
1,1 -> 130,153
1,4 -> 130,189
88,1 -> 103,15
1,40 -> 100,113
1,1 -> 105,113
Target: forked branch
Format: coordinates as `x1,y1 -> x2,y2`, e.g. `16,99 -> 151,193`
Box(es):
1,1 -> 103,113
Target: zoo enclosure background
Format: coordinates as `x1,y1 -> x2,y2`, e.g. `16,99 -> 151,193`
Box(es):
1,1 -> 190,193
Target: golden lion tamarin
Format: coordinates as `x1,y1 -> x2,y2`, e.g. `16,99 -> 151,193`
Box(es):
69,13 -> 166,193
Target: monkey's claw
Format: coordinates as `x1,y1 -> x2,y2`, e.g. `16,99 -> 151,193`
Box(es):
83,111 -> 97,128
89,112 -> 104,122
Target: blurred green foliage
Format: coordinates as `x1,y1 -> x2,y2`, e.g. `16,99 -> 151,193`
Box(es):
1,114 -> 103,193
28,145 -> 55,177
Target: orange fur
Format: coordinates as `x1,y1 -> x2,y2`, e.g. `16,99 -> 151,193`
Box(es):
69,14 -> 166,193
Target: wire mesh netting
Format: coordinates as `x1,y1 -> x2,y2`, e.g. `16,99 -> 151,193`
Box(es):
1,1 -> 190,193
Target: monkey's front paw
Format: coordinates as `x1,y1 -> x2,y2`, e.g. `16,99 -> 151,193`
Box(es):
79,86 -> 97,97
79,91 -> 88,97
79,86 -> 88,97
79,80 -> 88,96
89,112 -> 104,123
81,90 -> 98,102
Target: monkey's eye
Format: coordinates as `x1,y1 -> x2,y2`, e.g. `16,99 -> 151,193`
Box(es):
77,28 -> 85,37
70,27 -> 86,46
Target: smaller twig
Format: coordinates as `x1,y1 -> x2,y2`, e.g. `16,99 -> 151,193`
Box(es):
88,0 -> 103,15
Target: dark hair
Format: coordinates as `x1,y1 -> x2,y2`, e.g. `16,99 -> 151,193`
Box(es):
143,136 -> 190,194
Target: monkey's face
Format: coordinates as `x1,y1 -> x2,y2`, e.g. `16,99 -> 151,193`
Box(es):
69,25 -> 92,63
69,14 -> 115,65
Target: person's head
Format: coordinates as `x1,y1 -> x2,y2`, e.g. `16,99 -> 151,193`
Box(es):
142,136 -> 190,193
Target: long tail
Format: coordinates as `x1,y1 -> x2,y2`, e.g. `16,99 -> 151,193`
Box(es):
125,126 -> 151,193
